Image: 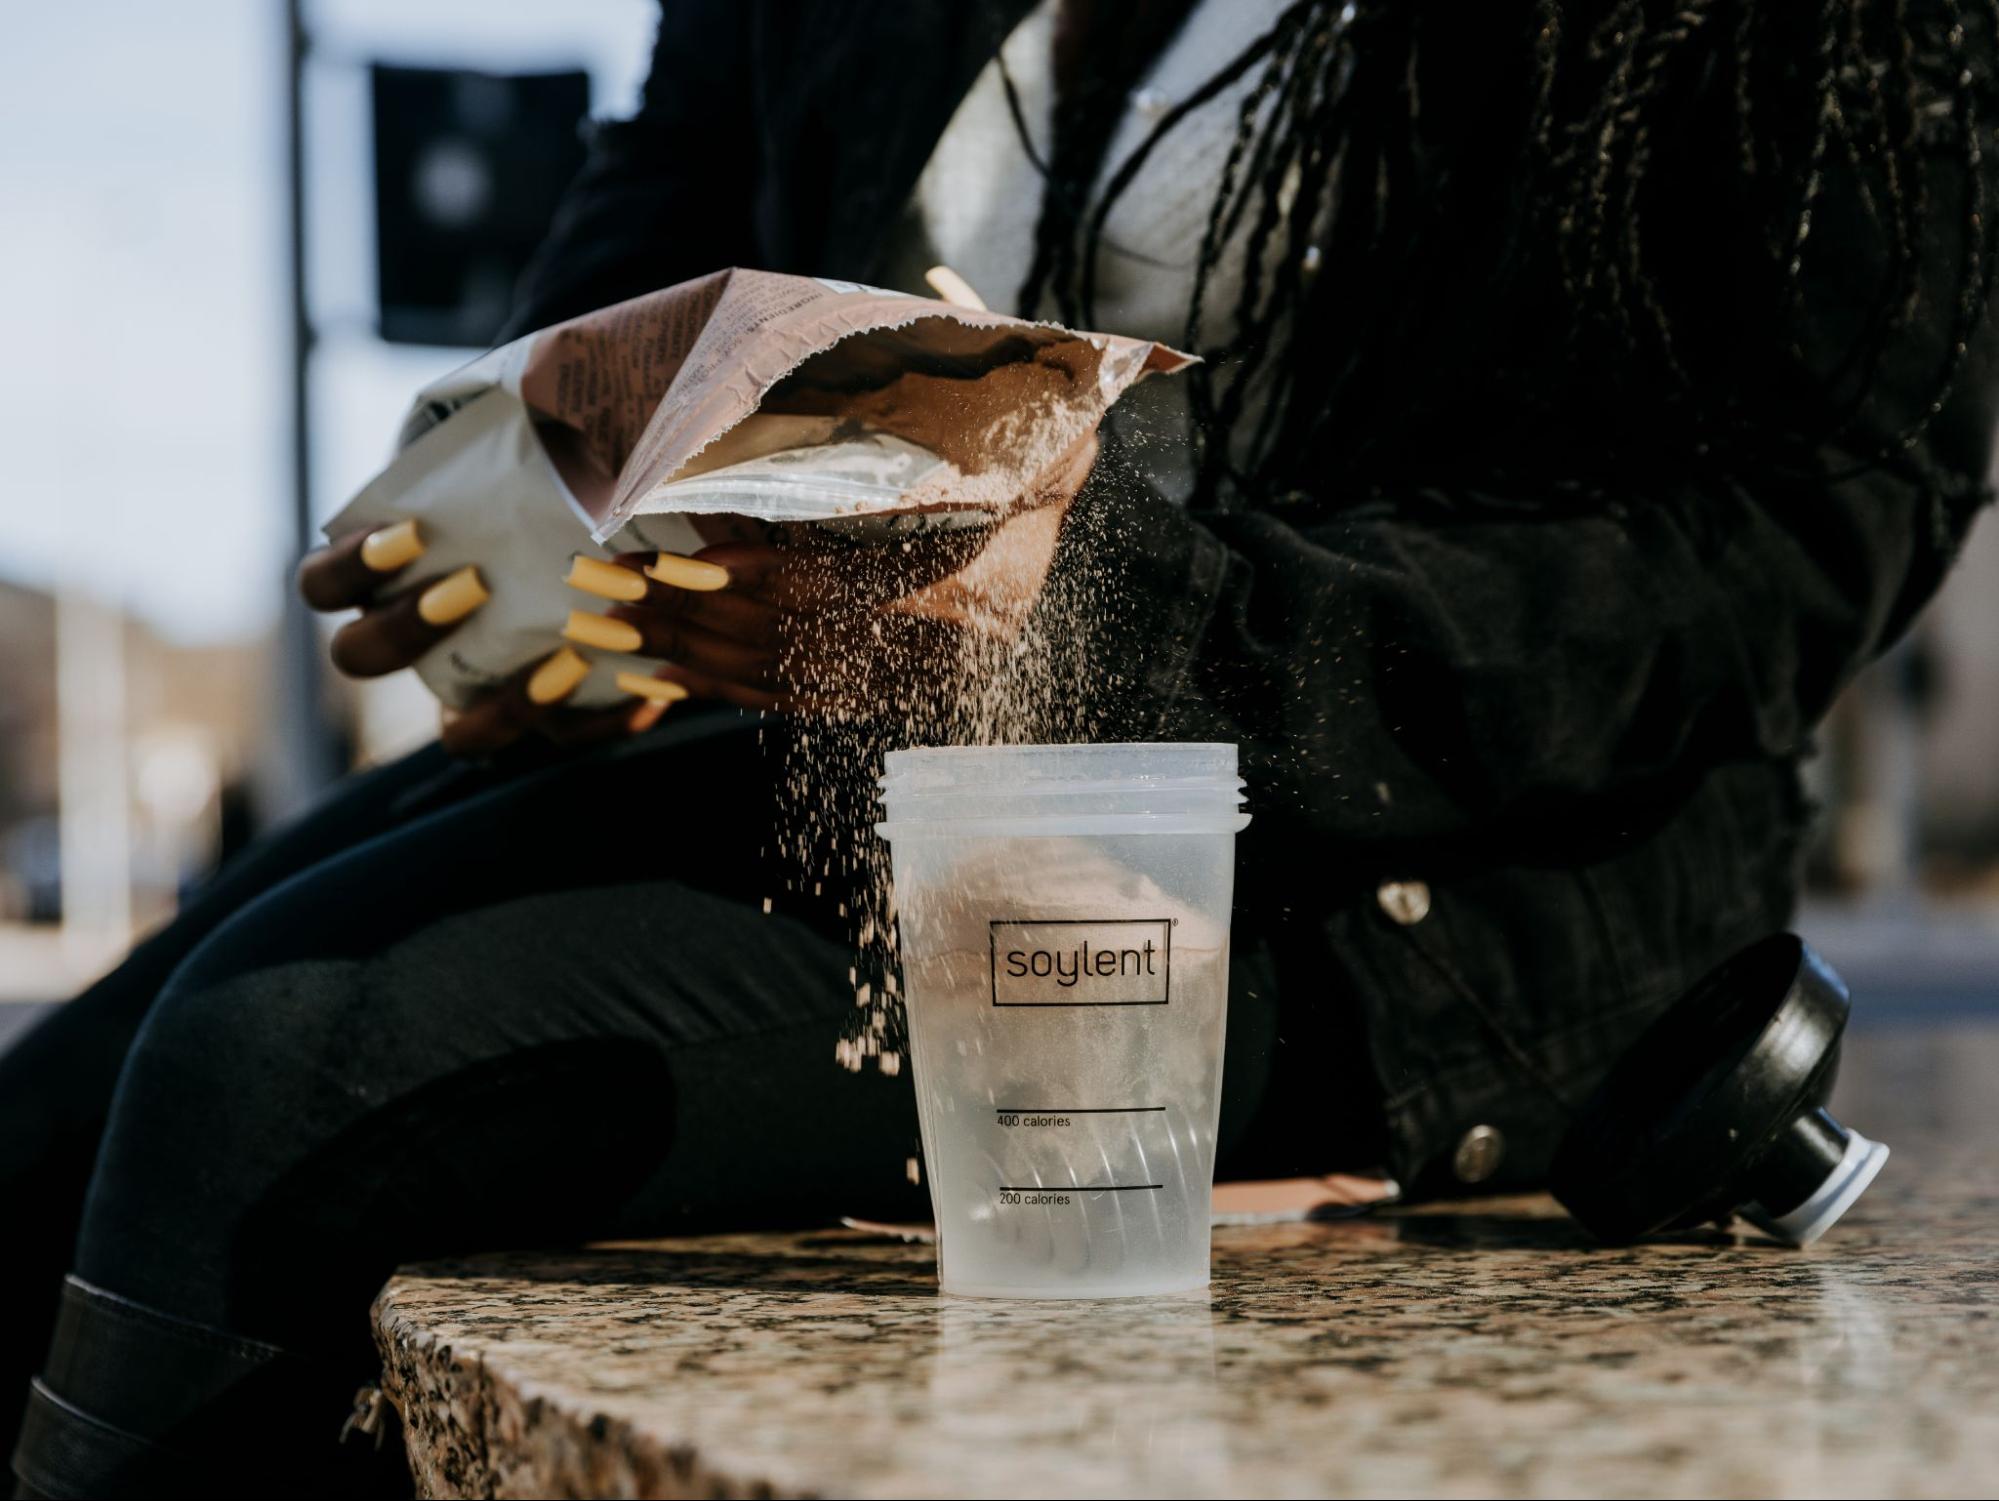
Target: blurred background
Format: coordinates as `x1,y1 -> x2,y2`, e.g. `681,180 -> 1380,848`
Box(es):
0,0 -> 652,1020
1,1 -> 1995,1040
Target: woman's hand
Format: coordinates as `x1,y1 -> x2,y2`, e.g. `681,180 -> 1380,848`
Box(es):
565,432 -> 1098,717
297,521 -> 485,678
303,431 -> 1093,749
297,522 -> 659,756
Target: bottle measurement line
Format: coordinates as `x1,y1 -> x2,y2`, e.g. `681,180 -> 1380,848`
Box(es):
997,1184 -> 1164,1192
993,1106 -> 1166,1114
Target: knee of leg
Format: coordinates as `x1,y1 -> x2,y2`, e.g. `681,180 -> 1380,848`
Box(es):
158,871 -> 331,1000
120,955 -> 363,1133
77,959 -> 365,1303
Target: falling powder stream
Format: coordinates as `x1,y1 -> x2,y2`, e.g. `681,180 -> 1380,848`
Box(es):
758,433 -> 1158,1089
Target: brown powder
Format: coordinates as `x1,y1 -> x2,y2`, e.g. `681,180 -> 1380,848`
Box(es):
763,342 -> 1101,512
814,345 -> 1093,470
750,347 -> 1175,1085
763,463 -> 1148,1080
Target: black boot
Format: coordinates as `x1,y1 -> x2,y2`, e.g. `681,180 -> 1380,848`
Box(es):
10,1277 -> 407,1499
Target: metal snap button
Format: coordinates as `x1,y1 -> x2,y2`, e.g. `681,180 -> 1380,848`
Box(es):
1453,1124 -> 1506,1185
1376,879 -> 1431,926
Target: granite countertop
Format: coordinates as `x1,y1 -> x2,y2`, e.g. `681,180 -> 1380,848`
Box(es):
373,1023 -> 1999,1499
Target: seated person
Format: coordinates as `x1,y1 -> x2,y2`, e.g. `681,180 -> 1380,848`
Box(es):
7,2 -> 1998,1494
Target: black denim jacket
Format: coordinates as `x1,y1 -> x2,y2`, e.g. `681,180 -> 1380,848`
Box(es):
505,2 -> 1999,1196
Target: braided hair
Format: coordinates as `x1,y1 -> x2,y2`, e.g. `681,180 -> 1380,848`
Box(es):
1009,0 -> 1999,510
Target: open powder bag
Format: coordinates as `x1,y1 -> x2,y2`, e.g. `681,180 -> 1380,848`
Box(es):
329,269 -> 1192,707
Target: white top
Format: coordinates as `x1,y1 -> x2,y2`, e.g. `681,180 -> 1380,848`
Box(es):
880,0 -> 1306,500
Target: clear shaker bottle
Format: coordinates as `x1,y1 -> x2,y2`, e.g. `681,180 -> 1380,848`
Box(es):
877,743 -> 1250,1297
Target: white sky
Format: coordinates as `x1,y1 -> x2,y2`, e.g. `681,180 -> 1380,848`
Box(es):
0,0 -> 655,645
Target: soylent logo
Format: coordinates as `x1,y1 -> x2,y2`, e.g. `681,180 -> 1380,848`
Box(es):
989,919 -> 1172,1007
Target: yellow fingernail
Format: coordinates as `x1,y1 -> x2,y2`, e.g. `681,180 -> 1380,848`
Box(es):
527,646 -> 591,705
361,519 -> 426,573
645,552 -> 730,591
563,610 -> 643,653
417,565 -> 489,626
565,555 -> 647,603
615,672 -> 689,704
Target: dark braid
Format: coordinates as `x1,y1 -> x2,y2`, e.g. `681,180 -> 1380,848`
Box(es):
1014,0 -> 1202,324
1816,0 -> 1925,428
1076,9 -> 1307,321
1618,5 -> 1719,393
1228,13 -> 1352,479
1176,6 -> 1340,490
1912,0 -> 1996,446
1012,0 -> 1999,505
1785,1 -> 1848,294
1243,13 -> 1360,472
1176,6 -> 1315,353
1569,3 -> 1648,320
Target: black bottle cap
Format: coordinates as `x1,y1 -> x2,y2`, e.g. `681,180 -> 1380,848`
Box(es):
1551,933 -> 1888,1246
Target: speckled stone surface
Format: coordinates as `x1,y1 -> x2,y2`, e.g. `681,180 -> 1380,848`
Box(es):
373,1023 -> 1999,1499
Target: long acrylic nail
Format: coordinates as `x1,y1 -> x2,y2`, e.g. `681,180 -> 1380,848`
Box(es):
563,610 -> 643,653
361,519 -> 425,573
615,672 -> 689,704
527,646 -> 591,705
645,552 -> 730,592
565,555 -> 646,602
417,565 -> 489,626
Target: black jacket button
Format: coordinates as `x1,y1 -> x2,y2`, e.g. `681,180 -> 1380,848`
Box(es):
1453,1124 -> 1505,1184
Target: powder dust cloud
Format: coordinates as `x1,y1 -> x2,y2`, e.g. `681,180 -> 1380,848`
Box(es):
752,414 -> 1168,1088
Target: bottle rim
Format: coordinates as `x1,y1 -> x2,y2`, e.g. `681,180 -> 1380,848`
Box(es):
878,742 -> 1243,793
876,743 -> 1247,837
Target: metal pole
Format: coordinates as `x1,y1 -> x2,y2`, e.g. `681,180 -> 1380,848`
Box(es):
288,0 -> 314,579
264,0 -> 345,821
55,577 -> 132,967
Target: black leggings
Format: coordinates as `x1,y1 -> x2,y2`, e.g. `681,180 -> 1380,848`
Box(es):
0,710 -> 1343,1432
